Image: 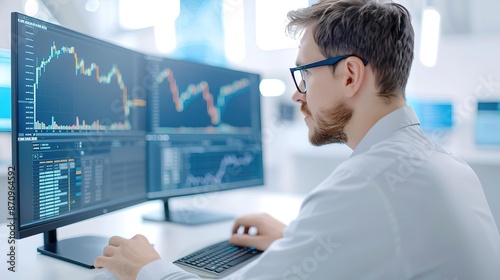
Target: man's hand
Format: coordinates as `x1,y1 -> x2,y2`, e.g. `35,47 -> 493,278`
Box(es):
229,213 -> 286,251
94,234 -> 161,280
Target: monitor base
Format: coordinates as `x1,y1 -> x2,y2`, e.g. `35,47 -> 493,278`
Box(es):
37,232 -> 109,268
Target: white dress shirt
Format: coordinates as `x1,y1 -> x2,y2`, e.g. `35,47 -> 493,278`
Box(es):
137,106 -> 500,280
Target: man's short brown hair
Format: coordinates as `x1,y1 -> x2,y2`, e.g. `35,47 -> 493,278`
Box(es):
287,0 -> 414,101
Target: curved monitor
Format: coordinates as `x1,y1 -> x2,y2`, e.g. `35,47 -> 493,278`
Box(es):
11,13 -> 147,267
145,57 -> 264,225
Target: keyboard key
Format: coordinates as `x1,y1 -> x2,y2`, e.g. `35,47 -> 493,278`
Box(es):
174,240 -> 263,278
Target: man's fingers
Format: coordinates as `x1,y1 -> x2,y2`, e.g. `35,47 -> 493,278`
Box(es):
244,226 -> 250,234
103,245 -> 116,257
229,233 -> 265,250
229,233 -> 254,247
232,215 -> 264,233
131,234 -> 148,243
109,236 -> 127,247
232,223 -> 241,234
94,256 -> 110,269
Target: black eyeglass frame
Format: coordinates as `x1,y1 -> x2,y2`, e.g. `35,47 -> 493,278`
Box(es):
289,54 -> 368,94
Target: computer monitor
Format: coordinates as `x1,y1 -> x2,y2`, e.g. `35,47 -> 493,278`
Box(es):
11,13 -> 147,268
145,56 -> 264,225
0,48 -> 11,132
476,101 -> 500,145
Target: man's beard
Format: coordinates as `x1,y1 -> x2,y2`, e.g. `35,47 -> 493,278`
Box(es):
301,101 -> 353,146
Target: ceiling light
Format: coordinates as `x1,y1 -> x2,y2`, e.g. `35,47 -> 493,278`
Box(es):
24,0 -> 39,16
260,79 -> 286,97
419,7 -> 441,67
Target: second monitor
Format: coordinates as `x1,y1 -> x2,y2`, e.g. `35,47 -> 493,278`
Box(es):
145,57 -> 264,225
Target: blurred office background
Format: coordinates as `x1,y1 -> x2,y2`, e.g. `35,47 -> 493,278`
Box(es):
0,0 -> 499,225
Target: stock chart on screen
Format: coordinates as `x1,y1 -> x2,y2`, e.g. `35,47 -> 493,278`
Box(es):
13,13 -> 147,233
146,57 -> 264,199
16,18 -> 146,134
148,58 -> 258,134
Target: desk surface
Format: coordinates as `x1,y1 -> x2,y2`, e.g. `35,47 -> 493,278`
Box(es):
0,188 -> 303,280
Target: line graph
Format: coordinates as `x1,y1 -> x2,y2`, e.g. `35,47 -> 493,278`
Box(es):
151,59 -> 259,132
185,152 -> 258,187
156,68 -> 250,125
33,41 -> 146,131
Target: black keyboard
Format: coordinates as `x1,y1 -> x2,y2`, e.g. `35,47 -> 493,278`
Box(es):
173,240 -> 263,278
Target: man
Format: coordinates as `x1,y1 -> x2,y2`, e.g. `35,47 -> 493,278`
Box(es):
95,0 -> 500,279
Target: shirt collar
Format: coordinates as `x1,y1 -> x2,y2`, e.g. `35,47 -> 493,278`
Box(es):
351,106 -> 420,157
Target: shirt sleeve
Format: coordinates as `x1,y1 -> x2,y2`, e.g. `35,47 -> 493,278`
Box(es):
136,259 -> 202,280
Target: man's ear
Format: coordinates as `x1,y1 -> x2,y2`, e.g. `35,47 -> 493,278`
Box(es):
343,56 -> 365,98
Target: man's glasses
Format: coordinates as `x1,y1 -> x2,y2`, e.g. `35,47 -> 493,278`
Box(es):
289,54 -> 368,94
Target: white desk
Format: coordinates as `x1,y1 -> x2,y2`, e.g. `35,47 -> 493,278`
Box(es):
0,188 -> 303,280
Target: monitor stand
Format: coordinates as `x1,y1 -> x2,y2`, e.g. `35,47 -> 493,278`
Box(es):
142,198 -> 233,225
37,229 -> 109,268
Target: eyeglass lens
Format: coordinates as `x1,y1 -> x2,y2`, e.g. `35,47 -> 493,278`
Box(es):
293,70 -> 306,92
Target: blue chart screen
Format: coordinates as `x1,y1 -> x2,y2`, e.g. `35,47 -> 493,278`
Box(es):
15,17 -> 146,134
146,57 -> 264,195
13,13 -> 146,231
476,102 -> 500,145
408,100 -> 453,130
149,58 -> 259,133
